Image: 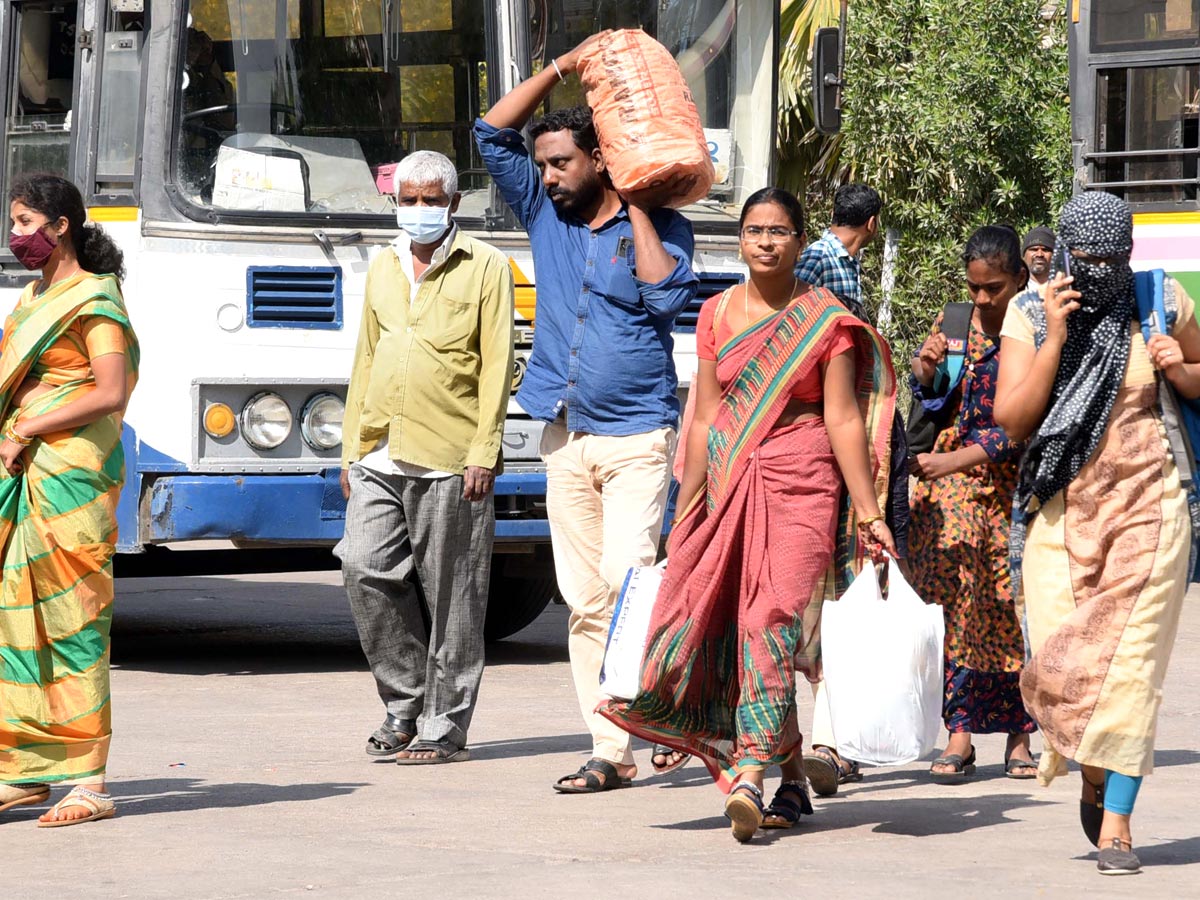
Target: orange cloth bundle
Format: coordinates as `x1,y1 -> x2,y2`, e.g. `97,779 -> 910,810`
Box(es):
577,29 -> 715,209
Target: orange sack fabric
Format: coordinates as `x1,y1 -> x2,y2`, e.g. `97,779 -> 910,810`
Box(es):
578,29 -> 715,209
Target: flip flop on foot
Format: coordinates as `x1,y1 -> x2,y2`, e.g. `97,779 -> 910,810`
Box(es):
803,746 -> 862,797
1004,753 -> 1038,779
930,746 -> 977,784
365,715 -> 415,759
395,740 -> 470,765
761,781 -> 814,830
553,758 -> 632,794
651,744 -> 690,776
724,781 -> 765,843
0,783 -> 49,814
37,786 -> 115,828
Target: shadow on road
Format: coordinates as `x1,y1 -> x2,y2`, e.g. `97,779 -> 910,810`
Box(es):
650,792 -> 1054,838
109,777 -> 368,817
468,733 -> 593,761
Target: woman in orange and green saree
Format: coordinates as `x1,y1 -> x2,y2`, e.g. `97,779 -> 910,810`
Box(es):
601,188 -> 897,843
0,173 -> 139,828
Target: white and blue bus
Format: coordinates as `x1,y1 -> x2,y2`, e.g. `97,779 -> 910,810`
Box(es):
0,0 -> 779,637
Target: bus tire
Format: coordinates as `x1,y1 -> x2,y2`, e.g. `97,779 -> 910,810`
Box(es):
484,551 -> 559,642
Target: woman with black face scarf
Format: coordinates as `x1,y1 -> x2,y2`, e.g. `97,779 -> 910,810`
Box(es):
995,191 -> 1200,877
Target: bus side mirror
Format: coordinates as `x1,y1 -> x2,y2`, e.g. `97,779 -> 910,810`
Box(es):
812,27 -> 843,135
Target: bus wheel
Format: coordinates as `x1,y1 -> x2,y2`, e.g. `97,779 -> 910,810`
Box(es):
483,548 -> 559,642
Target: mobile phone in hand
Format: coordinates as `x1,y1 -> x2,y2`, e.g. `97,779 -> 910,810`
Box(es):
1059,245 -> 1071,278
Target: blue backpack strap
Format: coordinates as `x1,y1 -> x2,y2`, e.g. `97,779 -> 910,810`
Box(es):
1134,270 -> 1158,340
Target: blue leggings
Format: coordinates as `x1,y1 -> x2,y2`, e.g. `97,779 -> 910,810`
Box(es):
1103,770 -> 1143,816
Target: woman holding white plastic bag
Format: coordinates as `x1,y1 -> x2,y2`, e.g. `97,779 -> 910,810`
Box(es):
600,188 -> 897,843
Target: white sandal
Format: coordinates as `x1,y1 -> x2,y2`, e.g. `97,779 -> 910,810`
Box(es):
0,782 -> 50,813
36,785 -> 116,828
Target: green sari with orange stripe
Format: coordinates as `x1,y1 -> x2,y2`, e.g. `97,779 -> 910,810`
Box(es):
601,287 -> 894,790
0,272 -> 138,785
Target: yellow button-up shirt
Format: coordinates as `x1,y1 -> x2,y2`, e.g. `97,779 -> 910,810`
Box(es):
341,229 -> 515,474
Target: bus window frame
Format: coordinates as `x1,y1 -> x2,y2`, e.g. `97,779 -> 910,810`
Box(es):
1074,7 -> 1200,212
161,0 -> 498,231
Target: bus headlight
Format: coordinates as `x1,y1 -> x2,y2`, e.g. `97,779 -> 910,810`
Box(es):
240,392 -> 293,450
300,392 -> 344,451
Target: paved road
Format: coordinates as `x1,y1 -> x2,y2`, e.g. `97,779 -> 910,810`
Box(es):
4,569 -> 1199,898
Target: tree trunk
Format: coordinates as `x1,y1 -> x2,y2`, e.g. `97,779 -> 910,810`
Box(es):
878,227 -> 900,329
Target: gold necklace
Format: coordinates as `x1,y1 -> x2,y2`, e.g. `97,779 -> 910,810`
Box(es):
744,277 -> 799,325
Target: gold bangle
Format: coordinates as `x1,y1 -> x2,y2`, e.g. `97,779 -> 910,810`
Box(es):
5,426 -> 32,446
856,514 -> 884,528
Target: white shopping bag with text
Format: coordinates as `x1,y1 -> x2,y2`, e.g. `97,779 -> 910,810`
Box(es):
820,558 -> 945,766
600,561 -> 666,700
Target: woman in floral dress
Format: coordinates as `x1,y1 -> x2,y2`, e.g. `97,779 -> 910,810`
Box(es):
909,225 -> 1037,782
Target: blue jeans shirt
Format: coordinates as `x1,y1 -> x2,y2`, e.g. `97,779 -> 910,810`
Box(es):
474,119 -> 699,435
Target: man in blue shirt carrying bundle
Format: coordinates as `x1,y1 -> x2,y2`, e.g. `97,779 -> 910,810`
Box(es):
475,34 -> 698,794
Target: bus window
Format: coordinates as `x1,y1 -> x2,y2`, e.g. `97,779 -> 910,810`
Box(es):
1092,0 -> 1199,52
172,0 -> 488,219
1095,64 -> 1200,203
3,1 -> 78,227
96,10 -> 146,192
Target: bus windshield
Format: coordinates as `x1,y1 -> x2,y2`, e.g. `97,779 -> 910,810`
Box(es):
170,0 -> 766,227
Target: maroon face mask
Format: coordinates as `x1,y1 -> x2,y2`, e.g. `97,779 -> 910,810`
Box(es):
9,227 -> 57,270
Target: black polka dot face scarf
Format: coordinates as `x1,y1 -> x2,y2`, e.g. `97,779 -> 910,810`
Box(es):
1015,191 -> 1136,514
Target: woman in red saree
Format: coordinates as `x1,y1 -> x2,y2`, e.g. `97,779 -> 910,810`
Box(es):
601,189 -> 896,842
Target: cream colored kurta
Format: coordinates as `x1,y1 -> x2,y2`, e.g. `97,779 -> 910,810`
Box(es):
1002,281 -> 1194,783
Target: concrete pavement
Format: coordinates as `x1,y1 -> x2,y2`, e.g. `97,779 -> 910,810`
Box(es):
3,570 -> 1198,898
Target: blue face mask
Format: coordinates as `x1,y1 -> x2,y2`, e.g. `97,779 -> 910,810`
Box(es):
395,205 -> 450,244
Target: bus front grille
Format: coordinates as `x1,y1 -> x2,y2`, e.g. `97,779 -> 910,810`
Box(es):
246,266 -> 343,329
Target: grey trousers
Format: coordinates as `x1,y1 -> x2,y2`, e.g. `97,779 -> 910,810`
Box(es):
334,465 -> 494,748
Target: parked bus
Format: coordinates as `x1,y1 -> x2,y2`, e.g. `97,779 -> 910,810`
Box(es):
0,0 -> 779,637
1068,0 -> 1199,294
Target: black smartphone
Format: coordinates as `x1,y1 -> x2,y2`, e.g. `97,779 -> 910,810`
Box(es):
1059,245 -> 1071,278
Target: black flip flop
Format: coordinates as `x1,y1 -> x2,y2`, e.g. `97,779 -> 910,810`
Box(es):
395,740 -> 470,765
553,758 -> 631,794
1005,754 -> 1038,779
365,716 -> 415,758
930,746 -> 977,784
651,743 -> 691,776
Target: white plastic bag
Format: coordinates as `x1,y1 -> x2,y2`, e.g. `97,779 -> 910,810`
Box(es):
599,562 -> 665,700
820,558 -> 945,766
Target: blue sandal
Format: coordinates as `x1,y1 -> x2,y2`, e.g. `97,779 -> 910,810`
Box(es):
762,781 -> 814,829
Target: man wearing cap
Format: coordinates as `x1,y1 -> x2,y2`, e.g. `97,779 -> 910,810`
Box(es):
1022,226 -> 1055,294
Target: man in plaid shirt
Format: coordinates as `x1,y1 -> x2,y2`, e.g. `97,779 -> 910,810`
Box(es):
795,183 -> 882,319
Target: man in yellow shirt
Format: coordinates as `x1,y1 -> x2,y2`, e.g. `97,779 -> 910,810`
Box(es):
335,151 -> 514,764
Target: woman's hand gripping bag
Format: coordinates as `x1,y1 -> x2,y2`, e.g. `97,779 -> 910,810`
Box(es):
577,29 -> 715,209
821,559 -> 945,766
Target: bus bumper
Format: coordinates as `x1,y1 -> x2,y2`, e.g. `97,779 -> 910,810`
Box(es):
141,470 -> 554,544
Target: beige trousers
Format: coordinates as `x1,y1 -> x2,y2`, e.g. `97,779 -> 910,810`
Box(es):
540,420 -> 676,766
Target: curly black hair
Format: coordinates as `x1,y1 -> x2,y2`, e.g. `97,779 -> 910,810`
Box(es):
529,105 -> 600,154
9,173 -> 126,280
